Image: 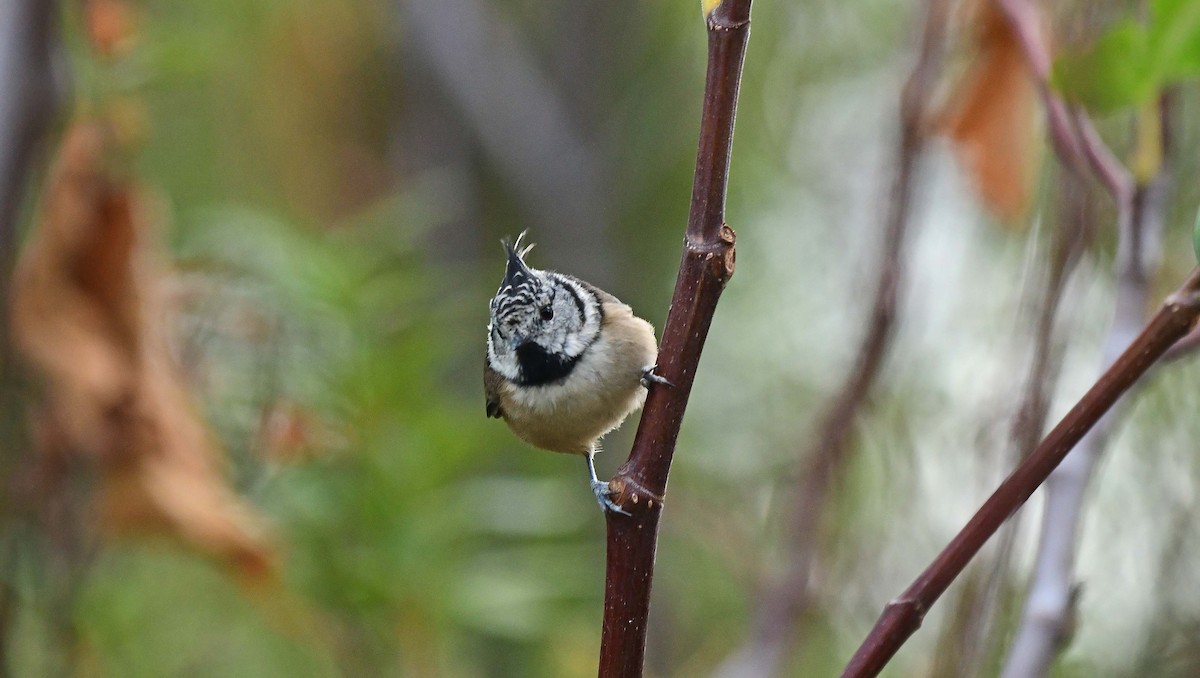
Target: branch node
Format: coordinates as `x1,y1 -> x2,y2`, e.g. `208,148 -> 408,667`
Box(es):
688,224 -> 737,282
1165,288 -> 1200,313
707,5 -> 750,31
885,596 -> 927,626
609,475 -> 666,512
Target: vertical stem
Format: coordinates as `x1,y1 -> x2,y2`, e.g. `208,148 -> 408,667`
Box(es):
0,2 -> 61,671
0,0 -> 60,359
598,2 -> 750,676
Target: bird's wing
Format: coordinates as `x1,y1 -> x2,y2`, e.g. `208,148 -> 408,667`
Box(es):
575,278 -> 629,318
484,360 -> 505,419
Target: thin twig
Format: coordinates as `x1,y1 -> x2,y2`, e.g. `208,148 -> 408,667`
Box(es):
992,0 -> 1132,201
1162,323 -> 1200,361
841,267 -> 1200,677
710,1 -> 949,674
1068,106 -> 1132,204
597,2 -> 750,676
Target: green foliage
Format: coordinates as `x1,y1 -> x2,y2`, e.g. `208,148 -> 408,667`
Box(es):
75,546 -> 336,678
168,206 -> 606,676
14,0 -> 1200,676
1053,0 -> 1200,111
1194,206 -> 1200,265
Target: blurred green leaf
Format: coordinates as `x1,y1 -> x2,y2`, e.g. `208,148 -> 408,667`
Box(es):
76,546 -> 336,678
1152,0 -> 1200,77
1193,206 -> 1200,264
1053,0 -> 1200,111
1052,21 -> 1149,112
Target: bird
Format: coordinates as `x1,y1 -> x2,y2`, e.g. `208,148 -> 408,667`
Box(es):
484,232 -> 671,514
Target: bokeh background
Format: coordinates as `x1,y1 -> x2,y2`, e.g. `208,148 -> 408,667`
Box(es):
4,0 -> 1200,676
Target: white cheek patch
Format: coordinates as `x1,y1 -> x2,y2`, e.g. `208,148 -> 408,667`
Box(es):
486,322 -> 522,381
557,276 -> 601,357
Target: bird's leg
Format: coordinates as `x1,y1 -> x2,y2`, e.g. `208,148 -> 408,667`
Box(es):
587,449 -> 630,516
640,364 -> 675,389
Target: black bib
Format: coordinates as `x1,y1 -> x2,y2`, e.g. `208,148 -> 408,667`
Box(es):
516,342 -> 579,386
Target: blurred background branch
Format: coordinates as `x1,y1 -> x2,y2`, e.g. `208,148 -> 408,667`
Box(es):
3,0 -> 1200,676
712,0 -> 949,673
0,0 -> 62,357
931,161 -> 1093,678
1000,94 -> 1174,678
396,0 -> 614,282
993,0 -> 1130,200
0,1 -> 62,671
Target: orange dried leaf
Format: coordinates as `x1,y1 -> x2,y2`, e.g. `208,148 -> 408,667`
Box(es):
85,0 -> 138,58
11,121 -> 276,579
939,1 -> 1040,223
11,123 -> 139,457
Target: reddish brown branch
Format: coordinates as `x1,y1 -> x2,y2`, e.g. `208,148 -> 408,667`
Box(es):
1162,324 -> 1200,361
597,2 -> 750,676
930,165 -> 1094,678
840,268 -> 1200,677
999,96 -> 1173,678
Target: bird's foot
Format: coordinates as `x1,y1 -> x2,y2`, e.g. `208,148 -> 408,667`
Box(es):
640,365 -> 675,389
591,480 -> 631,516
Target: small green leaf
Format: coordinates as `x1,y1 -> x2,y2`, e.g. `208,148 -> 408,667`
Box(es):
1052,0 -> 1200,112
1193,207 -> 1200,265
1052,21 -> 1149,112
1149,0 -> 1200,77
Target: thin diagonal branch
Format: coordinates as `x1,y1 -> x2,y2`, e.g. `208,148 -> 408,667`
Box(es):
597,2 -> 750,676
1068,106 -> 1130,203
999,96 -> 1173,678
711,0 -> 950,674
841,266 -> 1200,677
931,165 -> 1093,678
1161,323 -> 1200,361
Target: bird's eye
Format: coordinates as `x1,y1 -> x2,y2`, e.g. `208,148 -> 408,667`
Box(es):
539,305 -> 554,321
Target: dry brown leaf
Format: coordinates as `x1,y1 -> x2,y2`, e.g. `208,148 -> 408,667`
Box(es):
84,0 -> 139,58
11,123 -> 139,460
939,0 -> 1040,224
10,121 -> 276,579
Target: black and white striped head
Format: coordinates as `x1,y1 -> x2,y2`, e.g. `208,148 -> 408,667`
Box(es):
487,233 -> 602,386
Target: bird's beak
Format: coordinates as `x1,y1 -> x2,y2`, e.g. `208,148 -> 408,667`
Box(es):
509,336 -> 531,351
